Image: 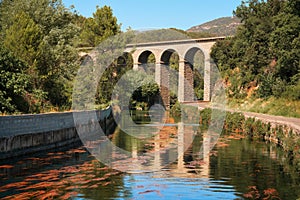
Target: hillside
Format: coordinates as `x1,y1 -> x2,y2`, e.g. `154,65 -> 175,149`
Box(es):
187,16 -> 241,36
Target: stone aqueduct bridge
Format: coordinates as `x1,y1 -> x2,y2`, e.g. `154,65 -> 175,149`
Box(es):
81,36 -> 226,108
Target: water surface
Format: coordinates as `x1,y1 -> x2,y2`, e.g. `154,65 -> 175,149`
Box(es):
1,113 -> 299,199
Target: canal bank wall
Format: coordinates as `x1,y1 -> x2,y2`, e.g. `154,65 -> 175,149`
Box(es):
199,106 -> 300,170
0,107 -> 117,159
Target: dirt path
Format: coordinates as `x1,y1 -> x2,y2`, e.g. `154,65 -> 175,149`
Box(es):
185,101 -> 300,134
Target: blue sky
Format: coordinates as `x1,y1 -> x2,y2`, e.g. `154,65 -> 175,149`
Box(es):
63,0 -> 242,31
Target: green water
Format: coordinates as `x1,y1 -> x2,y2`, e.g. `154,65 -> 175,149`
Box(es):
1,113 -> 300,199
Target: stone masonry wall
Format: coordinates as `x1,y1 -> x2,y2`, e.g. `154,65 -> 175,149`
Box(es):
0,107 -> 116,159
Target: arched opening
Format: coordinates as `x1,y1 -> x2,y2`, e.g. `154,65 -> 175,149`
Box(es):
160,49 -> 179,109
96,52 -> 133,105
127,50 -> 159,111
138,50 -> 155,64
138,50 -> 156,74
185,47 -> 205,100
116,52 -> 134,75
161,49 -> 179,71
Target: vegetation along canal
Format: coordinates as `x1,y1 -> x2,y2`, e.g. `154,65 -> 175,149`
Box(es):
1,111 -> 299,200
1,0 -> 300,199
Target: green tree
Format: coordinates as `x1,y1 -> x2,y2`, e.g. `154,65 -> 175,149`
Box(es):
0,0 -> 80,110
37,22 -> 79,107
3,11 -> 42,70
80,6 -> 121,47
270,13 -> 300,82
0,46 -> 30,113
211,0 -> 300,99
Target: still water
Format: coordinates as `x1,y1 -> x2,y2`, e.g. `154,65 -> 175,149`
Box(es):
1,112 -> 300,199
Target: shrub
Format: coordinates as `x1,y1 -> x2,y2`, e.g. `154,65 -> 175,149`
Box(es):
243,117 -> 255,137
199,108 -> 212,130
223,112 -> 245,134
170,101 -> 181,117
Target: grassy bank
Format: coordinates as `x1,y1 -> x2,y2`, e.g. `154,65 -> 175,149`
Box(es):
227,97 -> 300,118
200,108 -> 300,172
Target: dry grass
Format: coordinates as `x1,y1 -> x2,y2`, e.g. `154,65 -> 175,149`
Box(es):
228,97 -> 300,118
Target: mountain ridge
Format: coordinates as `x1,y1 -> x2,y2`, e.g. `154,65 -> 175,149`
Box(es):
187,16 -> 241,36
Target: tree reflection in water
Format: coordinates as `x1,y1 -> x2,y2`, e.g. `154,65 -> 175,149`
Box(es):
1,113 -> 300,199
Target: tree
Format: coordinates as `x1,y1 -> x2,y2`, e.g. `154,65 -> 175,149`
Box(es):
0,46 -> 30,113
211,0 -> 300,99
270,13 -> 300,82
80,6 -> 121,47
4,11 -> 42,66
0,0 -> 80,110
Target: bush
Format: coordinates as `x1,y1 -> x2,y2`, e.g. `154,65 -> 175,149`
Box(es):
243,117 -> 255,137
199,108 -> 212,130
252,120 -> 265,138
0,45 -> 30,113
272,77 -> 286,98
257,74 -> 275,98
223,112 -> 245,134
284,80 -> 300,100
170,101 -> 181,117
195,88 -> 204,100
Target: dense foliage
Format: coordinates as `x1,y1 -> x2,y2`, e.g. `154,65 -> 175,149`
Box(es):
0,0 -> 120,114
78,6 -> 121,47
0,46 -> 30,113
1,0 -> 299,114
211,0 -> 300,100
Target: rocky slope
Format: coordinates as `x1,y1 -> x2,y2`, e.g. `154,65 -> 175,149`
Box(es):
187,16 -> 241,36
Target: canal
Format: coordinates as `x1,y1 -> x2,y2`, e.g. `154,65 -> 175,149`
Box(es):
1,112 -> 300,199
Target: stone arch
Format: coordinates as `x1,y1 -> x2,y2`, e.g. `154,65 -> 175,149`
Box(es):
184,47 -> 205,70
160,49 -> 178,65
136,50 -> 156,73
111,52 -> 134,80
184,46 -> 212,101
117,52 -> 133,68
154,49 -> 180,110
184,47 -> 205,100
138,50 -> 156,64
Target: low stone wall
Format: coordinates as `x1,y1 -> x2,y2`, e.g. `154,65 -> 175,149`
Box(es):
0,107 -> 116,159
